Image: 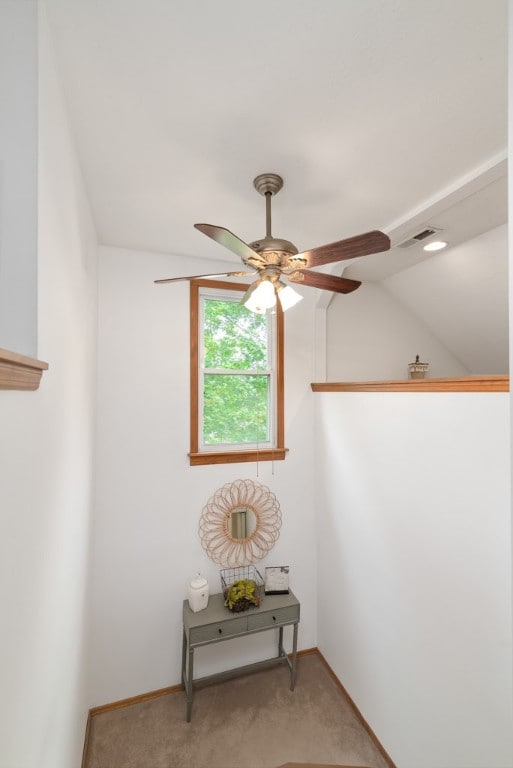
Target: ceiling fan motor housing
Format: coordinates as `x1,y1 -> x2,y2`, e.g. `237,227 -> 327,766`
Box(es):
249,236 -> 299,257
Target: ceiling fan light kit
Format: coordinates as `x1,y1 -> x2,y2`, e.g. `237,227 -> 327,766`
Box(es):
243,278 -> 277,314
155,173 -> 391,312
242,276 -> 303,314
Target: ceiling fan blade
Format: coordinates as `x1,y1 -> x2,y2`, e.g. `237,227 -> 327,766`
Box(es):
195,223 -> 264,266
296,230 -> 390,269
288,270 -> 361,294
154,270 -> 252,284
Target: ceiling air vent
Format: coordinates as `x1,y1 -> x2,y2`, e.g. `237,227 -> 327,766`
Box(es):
397,227 -> 443,248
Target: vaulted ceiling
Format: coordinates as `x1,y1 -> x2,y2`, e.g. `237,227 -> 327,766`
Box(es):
44,0 -> 508,370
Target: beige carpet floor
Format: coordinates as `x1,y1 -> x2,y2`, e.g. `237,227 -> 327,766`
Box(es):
84,653 -> 393,768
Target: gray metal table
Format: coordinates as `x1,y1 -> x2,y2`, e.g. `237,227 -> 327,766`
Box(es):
181,590 -> 300,721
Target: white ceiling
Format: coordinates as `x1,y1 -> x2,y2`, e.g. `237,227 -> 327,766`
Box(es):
44,0 -> 508,286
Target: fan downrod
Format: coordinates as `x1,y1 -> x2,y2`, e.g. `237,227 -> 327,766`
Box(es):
253,173 -> 283,197
250,172 -> 298,257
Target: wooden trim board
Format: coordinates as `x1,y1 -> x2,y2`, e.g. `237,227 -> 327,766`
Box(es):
0,347 -> 48,390
311,375 -> 508,393
88,683 -> 184,717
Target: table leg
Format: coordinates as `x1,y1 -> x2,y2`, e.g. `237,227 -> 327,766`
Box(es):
181,627 -> 187,686
186,645 -> 194,722
290,622 -> 298,690
278,625 -> 284,657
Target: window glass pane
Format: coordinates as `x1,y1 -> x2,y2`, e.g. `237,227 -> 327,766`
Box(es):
203,374 -> 269,445
203,298 -> 268,370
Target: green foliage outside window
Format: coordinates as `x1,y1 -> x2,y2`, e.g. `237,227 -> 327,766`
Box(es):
202,298 -> 271,445
203,300 -> 268,369
203,375 -> 269,444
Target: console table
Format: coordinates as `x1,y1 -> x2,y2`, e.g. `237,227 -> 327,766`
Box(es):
181,589 -> 300,721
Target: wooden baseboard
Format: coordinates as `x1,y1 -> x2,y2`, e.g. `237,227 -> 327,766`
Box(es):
89,682 -> 184,717
81,710 -> 92,768
82,647 -> 395,768
82,683 -> 185,768
315,649 -> 396,768
88,648 -> 318,719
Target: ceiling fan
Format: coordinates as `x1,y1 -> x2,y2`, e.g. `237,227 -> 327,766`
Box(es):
155,173 -> 391,312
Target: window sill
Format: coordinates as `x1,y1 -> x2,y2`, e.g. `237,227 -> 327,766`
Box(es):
0,347 -> 49,390
311,375 -> 509,393
189,448 -> 288,466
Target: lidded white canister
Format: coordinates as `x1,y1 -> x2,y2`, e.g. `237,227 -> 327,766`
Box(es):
188,572 -> 209,613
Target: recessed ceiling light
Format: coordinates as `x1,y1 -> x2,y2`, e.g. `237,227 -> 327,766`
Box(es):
423,240 -> 448,252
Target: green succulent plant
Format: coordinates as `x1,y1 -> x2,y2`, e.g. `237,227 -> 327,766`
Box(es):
224,578 -> 260,611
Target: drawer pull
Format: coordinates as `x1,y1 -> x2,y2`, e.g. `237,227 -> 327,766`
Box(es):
218,628 -> 222,634
272,616 -> 276,621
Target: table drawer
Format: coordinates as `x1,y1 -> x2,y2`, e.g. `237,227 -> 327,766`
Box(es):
247,604 -> 299,631
189,615 -> 247,644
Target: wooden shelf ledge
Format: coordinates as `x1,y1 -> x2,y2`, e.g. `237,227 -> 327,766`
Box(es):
311,375 -> 509,393
0,347 -> 49,391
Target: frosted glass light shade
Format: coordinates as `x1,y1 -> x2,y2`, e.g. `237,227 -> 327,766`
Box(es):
277,284 -> 303,310
244,279 -> 276,313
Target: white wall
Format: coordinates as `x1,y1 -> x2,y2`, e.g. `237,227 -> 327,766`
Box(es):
326,280 -> 469,380
0,0 -> 38,355
385,224 -> 508,375
89,245 -> 317,706
509,8 -> 513,768
0,7 -> 98,768
315,392 -> 512,768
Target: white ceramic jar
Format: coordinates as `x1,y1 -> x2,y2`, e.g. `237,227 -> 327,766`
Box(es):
188,572 -> 209,613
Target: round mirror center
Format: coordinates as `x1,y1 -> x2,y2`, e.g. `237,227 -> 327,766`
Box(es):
229,507 -> 256,540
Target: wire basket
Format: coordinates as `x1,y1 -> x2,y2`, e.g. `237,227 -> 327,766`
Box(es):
220,566 -> 264,612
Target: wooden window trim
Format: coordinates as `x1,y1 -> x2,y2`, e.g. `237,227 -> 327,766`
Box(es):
0,346 -> 48,391
189,279 -> 286,466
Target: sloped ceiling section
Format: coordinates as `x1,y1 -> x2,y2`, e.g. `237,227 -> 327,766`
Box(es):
326,280 -> 471,382
384,224 -> 508,375
44,1 -> 508,373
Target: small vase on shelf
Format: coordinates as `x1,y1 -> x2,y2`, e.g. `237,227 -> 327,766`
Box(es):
188,573 -> 209,613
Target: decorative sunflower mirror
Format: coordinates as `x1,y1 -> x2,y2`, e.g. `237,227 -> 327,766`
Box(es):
199,479 -> 281,567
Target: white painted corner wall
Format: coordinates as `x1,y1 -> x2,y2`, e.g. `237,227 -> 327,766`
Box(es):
89,245 -> 318,706
0,8 -> 97,768
314,391 -> 512,767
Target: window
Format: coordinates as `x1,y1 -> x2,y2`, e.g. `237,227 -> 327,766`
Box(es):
190,279 -> 286,466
